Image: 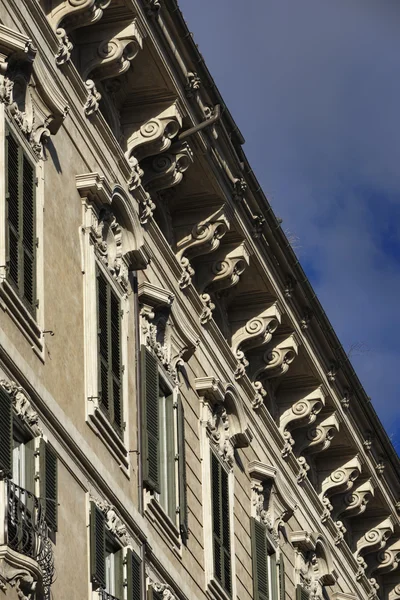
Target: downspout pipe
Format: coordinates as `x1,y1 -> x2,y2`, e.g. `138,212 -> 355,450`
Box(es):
133,270 -> 147,600
178,104 -> 221,141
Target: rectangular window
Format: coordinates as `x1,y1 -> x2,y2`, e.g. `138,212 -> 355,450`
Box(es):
5,127 -> 36,314
141,347 -> 188,536
97,268 -> 123,434
211,451 -> 231,595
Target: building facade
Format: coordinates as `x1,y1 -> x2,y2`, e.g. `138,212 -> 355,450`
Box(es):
0,1 -> 399,600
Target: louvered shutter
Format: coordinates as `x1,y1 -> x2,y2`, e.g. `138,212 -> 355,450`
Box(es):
296,586 -> 310,600
90,501 -> 106,589
126,548 -> 141,600
270,552 -> 278,600
110,288 -> 122,431
211,452 -> 231,594
279,556 -> 286,600
251,517 -> 269,600
0,386 -> 13,478
177,394 -> 188,543
114,548 -> 124,600
24,438 -> 36,495
6,130 -> 20,289
5,129 -> 36,312
141,346 -> 160,493
39,439 -> 58,531
97,270 -> 110,415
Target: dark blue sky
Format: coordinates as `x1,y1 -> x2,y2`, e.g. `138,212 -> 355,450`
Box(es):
178,0 -> 400,452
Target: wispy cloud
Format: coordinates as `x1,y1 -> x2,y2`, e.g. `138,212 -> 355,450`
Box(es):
179,0 -> 400,449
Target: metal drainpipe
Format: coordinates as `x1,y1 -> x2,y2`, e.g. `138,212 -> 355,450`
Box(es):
133,270 -> 146,600
178,104 -> 221,141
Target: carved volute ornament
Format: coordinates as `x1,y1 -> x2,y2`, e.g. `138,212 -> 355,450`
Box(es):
141,141 -> 194,194
319,455 -> 362,519
248,333 -> 300,392
291,531 -> 338,600
0,379 -> 42,436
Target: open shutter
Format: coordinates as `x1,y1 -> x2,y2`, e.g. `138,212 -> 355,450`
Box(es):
24,438 -> 36,495
0,386 -> 13,478
270,552 -> 278,600
90,501 -> 106,589
141,346 -> 160,493
177,394 -> 188,543
6,129 -> 21,289
114,547 -> 125,600
39,439 -> 58,531
126,548 -> 141,600
110,289 -> 122,431
251,518 -> 269,600
21,154 -> 36,311
279,556 -> 286,600
296,586 -> 310,600
97,270 -> 110,415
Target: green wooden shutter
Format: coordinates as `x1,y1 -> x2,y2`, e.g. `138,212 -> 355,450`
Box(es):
97,270 -> 110,415
251,518 -> 269,600
211,452 -> 231,594
165,394 -> 176,520
177,394 -> 188,543
279,556 -> 286,600
39,439 -> 58,531
141,346 -> 160,493
24,438 -> 36,495
270,552 -> 278,600
90,501 -> 106,589
110,288 -> 122,431
296,585 -> 310,600
0,386 -> 13,478
5,129 -> 36,313
126,548 -> 141,600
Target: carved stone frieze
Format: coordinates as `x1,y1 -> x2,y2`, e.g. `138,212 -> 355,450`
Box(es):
354,517 -> 394,574
231,302 -> 282,370
141,141 -> 194,194
175,206 -> 230,290
0,379 -> 42,436
249,333 -> 300,385
279,386 -> 325,458
319,455 -> 362,516
91,496 -> 134,547
334,479 -> 374,521
151,582 -> 177,600
124,101 -> 183,162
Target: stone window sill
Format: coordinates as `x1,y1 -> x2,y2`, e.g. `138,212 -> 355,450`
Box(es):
0,280 -> 43,359
87,404 -> 129,471
145,496 -> 181,554
207,578 -> 232,600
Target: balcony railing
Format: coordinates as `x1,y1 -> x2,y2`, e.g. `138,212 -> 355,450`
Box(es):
0,479 -> 55,600
99,590 -> 122,600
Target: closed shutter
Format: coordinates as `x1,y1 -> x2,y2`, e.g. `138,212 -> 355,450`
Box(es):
177,394 -> 188,543
0,386 -> 13,478
279,556 -> 286,600
211,451 -> 231,594
90,501 -> 106,589
141,346 -> 160,493
126,548 -> 141,600
97,269 -> 123,432
165,394 -> 176,520
251,518 -> 269,600
5,129 -> 36,312
39,439 -> 58,531
296,585 -> 310,600
24,438 -> 36,495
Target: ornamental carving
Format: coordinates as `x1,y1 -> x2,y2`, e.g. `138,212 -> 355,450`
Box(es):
91,497 -> 134,547
296,413 -> 339,458
354,517 -> 394,575
232,178 -> 247,203
124,101 -> 183,163
91,207 -> 129,291
185,71 -> 201,98
249,333 -> 300,384
334,479 -> 374,521
319,455 -> 362,516
141,141 -> 194,194
231,302 -> 282,370
206,404 -> 235,468
0,379 -> 42,436
279,387 -> 325,458
151,583 -> 177,600
175,207 -> 229,290
291,531 -> 338,600
367,539 -> 400,578
47,0 -> 111,37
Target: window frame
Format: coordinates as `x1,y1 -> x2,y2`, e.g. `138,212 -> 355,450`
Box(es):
0,107 -> 45,358
81,199 -> 130,471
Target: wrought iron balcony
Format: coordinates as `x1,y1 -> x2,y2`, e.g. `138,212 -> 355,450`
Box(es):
99,590 -> 122,600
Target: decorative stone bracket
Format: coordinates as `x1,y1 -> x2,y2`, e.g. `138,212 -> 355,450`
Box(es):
124,101 -> 183,163
197,241 -> 251,299
175,206 -> 230,290
366,538 -> 400,579
141,141 -> 194,194
248,332 -> 300,384
333,479 -> 374,521
354,517 -> 394,574
296,413 -> 339,458
248,460 -> 296,543
319,455 -> 362,517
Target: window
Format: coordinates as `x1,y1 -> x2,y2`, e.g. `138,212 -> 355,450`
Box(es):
5,127 -> 36,314
251,518 -> 279,600
97,267 -> 123,434
90,501 -> 141,600
211,451 -> 231,596
141,346 -> 188,540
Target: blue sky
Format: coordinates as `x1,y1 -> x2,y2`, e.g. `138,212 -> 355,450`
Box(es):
178,0 -> 400,452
